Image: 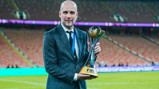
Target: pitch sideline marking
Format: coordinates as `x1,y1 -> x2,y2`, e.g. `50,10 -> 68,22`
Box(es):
0,79 -> 45,86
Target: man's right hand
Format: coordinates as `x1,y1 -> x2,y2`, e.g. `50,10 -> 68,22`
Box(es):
77,73 -> 97,80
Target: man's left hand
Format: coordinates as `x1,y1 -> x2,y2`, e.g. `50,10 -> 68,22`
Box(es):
94,42 -> 101,55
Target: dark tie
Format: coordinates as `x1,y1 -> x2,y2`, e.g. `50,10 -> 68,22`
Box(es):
66,31 -> 77,61
66,31 -> 73,47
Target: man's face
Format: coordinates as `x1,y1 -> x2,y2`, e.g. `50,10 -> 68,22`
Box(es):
59,4 -> 78,29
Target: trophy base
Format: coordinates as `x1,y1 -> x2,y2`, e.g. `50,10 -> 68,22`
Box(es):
79,66 -> 98,77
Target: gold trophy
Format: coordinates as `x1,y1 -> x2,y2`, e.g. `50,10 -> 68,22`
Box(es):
80,26 -> 105,77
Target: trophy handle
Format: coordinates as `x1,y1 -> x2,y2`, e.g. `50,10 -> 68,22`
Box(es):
84,40 -> 96,67
89,48 -> 96,67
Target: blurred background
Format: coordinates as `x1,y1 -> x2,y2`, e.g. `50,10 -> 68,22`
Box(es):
0,0 -> 159,89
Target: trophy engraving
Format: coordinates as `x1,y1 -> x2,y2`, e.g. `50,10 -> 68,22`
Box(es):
80,26 -> 105,77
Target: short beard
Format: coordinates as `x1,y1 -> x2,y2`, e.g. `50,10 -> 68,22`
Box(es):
63,22 -> 73,30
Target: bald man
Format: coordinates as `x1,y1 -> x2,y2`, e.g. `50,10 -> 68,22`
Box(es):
43,0 -> 101,89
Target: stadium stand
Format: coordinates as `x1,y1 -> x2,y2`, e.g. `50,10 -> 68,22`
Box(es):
96,37 -> 152,67
1,29 -> 154,68
4,29 -> 44,67
109,35 -> 159,64
142,35 -> 159,46
0,31 -> 31,67
1,0 -> 159,68
0,29 -> 159,68
1,0 -> 159,22
0,0 -> 16,19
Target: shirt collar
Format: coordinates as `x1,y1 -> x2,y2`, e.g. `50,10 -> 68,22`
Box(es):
61,23 -> 74,32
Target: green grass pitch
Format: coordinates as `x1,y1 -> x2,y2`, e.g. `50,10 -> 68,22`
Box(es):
0,72 -> 158,89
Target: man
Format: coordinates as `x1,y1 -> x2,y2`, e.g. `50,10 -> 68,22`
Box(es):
43,0 -> 101,89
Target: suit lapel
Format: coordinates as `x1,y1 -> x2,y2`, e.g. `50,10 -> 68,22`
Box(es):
75,29 -> 83,61
56,25 -> 85,62
57,25 -> 69,47
56,25 -> 75,61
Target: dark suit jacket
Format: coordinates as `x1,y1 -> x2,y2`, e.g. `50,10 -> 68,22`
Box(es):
43,24 -> 88,89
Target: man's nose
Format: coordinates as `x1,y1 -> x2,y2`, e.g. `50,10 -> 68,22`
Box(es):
66,14 -> 71,20
66,13 -> 71,17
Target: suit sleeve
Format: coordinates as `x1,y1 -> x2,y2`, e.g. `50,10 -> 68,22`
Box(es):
43,32 -> 74,83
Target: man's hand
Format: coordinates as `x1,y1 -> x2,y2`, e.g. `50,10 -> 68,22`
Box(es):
94,42 -> 101,55
88,42 -> 101,55
77,73 -> 97,80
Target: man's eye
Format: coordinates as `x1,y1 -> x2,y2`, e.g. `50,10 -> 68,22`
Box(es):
70,11 -> 75,15
63,11 -> 68,14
